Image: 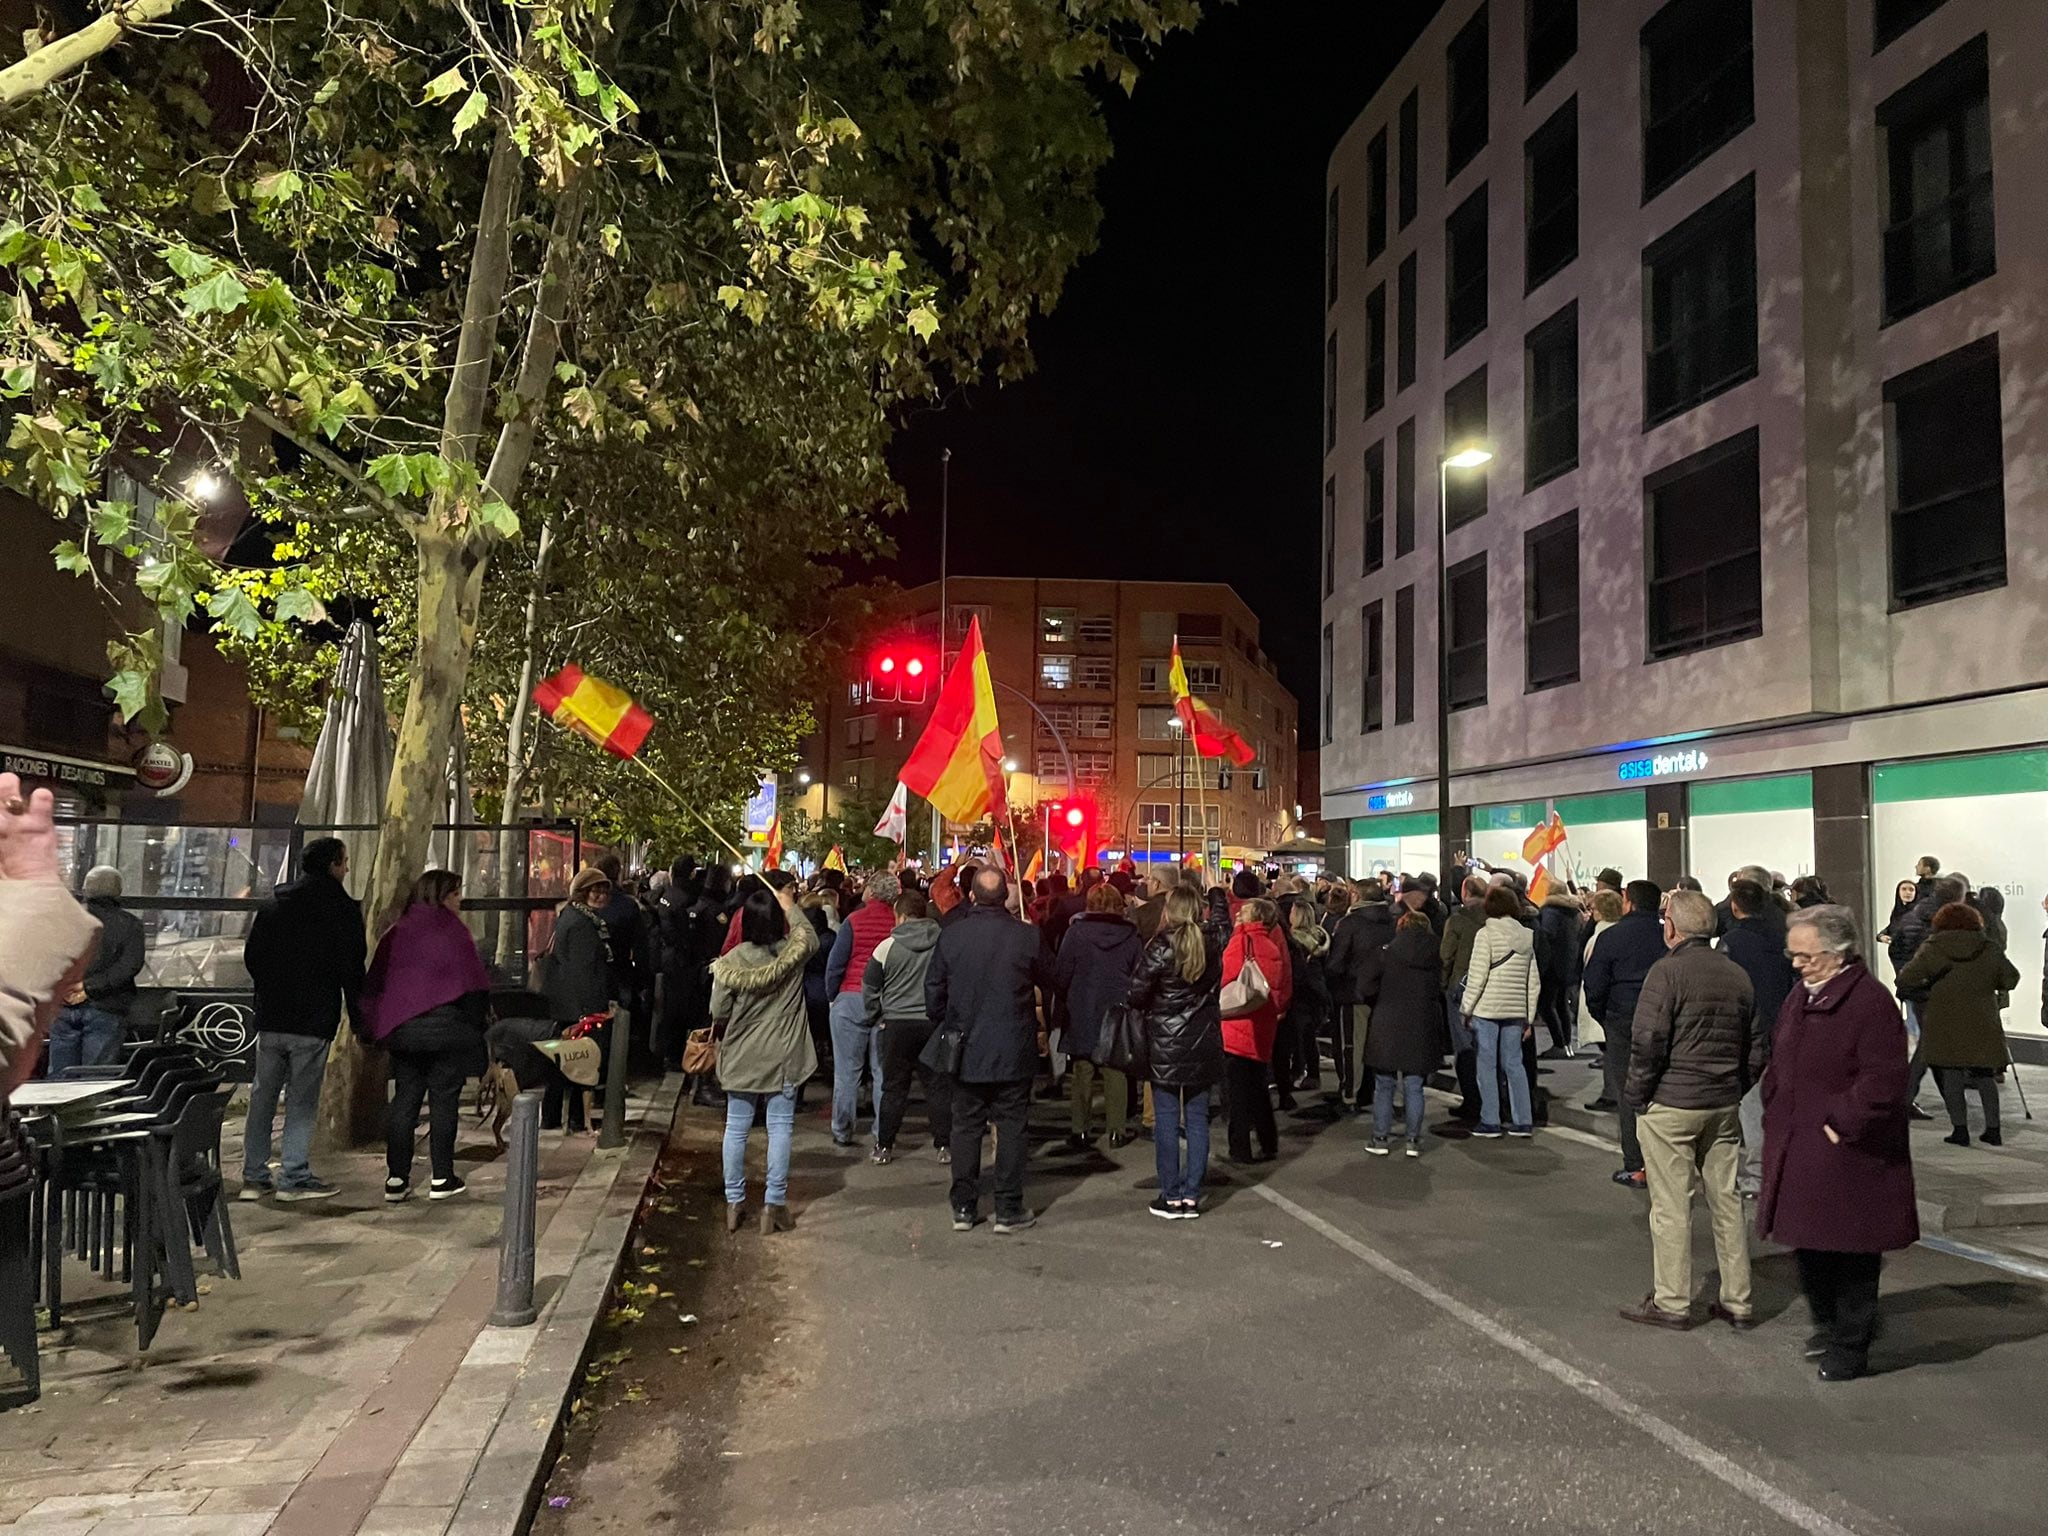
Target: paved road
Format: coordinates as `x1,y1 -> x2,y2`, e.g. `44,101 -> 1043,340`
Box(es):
538,1089 -> 2048,1536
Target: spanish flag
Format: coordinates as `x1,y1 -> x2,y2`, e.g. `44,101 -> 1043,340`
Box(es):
900,616 -> 1008,827
1022,847 -> 1044,883
765,815 -> 784,869
823,844 -> 846,874
1169,639 -> 1256,765
1520,811 -> 1566,865
1528,866 -> 1554,904
533,665 -> 653,759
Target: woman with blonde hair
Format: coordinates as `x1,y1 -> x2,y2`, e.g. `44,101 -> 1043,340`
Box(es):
1124,887 -> 1224,1218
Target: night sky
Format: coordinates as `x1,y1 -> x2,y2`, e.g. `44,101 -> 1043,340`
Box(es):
883,0 -> 1438,711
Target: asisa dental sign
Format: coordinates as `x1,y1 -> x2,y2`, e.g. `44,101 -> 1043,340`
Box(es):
1617,747 -> 1711,782
1366,789 -> 1417,811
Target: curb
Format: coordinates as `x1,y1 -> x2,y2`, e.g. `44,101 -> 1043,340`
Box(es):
434,1071 -> 682,1536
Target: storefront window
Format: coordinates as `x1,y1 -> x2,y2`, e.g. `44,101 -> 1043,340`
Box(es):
1348,811 -> 1439,884
1688,772 -> 1814,892
1471,791 -> 1647,888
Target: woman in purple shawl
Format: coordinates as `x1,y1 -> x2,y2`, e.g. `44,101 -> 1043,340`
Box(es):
363,869 -> 494,1203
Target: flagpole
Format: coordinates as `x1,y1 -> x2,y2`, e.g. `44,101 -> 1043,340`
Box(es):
932,447 -> 950,866
623,753 -> 749,863
1176,725 -> 1187,866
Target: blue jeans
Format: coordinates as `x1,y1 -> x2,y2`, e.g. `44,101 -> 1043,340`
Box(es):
1152,1084 -> 1211,1202
46,1004 -> 125,1076
828,992 -> 882,1141
242,1032 -> 331,1188
1373,1072 -> 1425,1143
1473,1017 -> 1532,1130
725,1087 -> 798,1206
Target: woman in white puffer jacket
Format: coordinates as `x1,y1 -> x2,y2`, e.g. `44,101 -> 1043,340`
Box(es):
1461,885 -> 1541,1137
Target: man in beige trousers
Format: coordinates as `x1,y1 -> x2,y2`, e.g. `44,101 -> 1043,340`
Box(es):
1618,888 -> 1765,1331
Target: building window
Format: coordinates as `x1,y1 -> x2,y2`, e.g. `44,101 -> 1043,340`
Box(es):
1447,554 -> 1488,710
1367,128 -> 1389,260
1646,427 -> 1762,660
1176,611 -> 1224,643
1070,751 -> 1112,787
1077,614 -> 1113,645
1365,284 -> 1387,419
1326,185 -> 1341,308
1322,478 -> 1336,596
1074,655 -> 1114,690
1644,175 -> 1756,426
1361,601 -> 1384,733
1139,656 -> 1170,692
1443,365 -> 1489,529
1038,653 -> 1074,690
1324,333 -> 1338,451
1398,89 -> 1420,228
1363,440 -> 1386,575
1396,253 -> 1418,390
847,681 -> 864,708
1139,803 -> 1174,832
1447,3 -> 1490,180
1394,583 -> 1416,723
1526,0 -> 1575,97
1445,185 -> 1488,355
1641,0 -> 1753,201
1139,610 -> 1174,647
1137,704 -> 1182,740
1039,606 -> 1077,645
1395,419 -> 1416,557
1886,335 -> 2005,609
1042,703 -> 1113,738
1524,509 -> 1580,690
1321,624 -> 1334,744
845,714 -> 878,748
1524,301 -> 1578,489
1181,660 -> 1223,694
1524,98 -> 1577,291
1875,0 -> 1948,51
1880,36 -> 1993,326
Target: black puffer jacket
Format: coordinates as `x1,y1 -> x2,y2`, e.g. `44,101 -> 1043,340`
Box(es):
1361,924 -> 1446,1077
1051,912 -> 1141,1061
1124,927 -> 1224,1092
1327,900 -> 1397,1007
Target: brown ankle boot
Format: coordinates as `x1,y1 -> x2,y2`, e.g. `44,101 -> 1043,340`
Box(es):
760,1203 -> 794,1234
725,1202 -> 746,1234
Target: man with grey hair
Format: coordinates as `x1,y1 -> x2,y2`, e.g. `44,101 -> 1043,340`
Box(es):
1619,888 -> 1766,1331
824,869 -> 902,1146
46,865 -> 144,1075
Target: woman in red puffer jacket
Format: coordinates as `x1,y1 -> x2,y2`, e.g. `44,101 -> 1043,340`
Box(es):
1221,897 -> 1293,1164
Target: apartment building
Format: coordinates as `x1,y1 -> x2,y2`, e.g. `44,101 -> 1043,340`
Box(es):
788,577 -> 1301,869
1320,0 -> 2048,1045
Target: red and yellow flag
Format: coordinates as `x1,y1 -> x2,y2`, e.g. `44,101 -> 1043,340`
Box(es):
900,616 -> 1008,826
823,844 -> 846,873
765,815 -> 784,868
533,665 -> 653,759
1520,811 -> 1566,865
1528,866 -> 1553,905
1169,639 -> 1256,766
1022,847 -> 1044,883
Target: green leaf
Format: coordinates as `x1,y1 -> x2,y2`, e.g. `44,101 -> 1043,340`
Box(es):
366,453 -> 412,496
0,360 -> 33,395
51,540 -> 91,577
162,245 -> 214,281
89,499 -> 133,547
906,305 -> 940,341
715,285 -> 747,311
599,223 -> 622,257
476,495 -> 519,538
107,669 -> 153,723
273,588 -> 321,624
205,586 -> 263,639
179,269 -> 249,318
451,89 -> 489,143
252,169 -> 304,203
421,66 -> 466,103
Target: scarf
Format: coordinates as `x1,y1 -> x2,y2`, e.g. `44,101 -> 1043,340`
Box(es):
363,902 -> 494,1042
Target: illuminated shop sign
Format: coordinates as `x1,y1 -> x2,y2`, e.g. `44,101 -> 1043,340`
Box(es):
1366,789 -> 1417,811
1617,747 -> 1711,782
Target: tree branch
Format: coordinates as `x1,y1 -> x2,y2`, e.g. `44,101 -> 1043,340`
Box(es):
440,112 -> 524,468
0,0 -> 178,111
482,174 -> 585,505
235,403 -> 421,524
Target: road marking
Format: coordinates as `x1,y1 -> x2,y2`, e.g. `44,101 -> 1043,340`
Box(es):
1251,1182 -> 1870,1536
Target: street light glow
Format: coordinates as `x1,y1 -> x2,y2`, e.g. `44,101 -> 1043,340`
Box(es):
1002,758 -> 1018,773
189,470 -> 223,501
1443,447 -> 1493,469
796,769 -> 812,785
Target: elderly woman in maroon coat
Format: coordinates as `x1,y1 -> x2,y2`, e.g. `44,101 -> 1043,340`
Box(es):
1759,904 -> 1918,1382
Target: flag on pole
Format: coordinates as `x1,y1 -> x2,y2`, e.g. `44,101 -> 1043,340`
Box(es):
874,781 -> 909,844
1169,639 -> 1257,765
1528,865 -> 1553,904
1022,847 -> 1044,882
823,844 -> 846,873
900,616 -> 1008,826
765,815 -> 784,868
1520,811 -> 1566,865
532,664 -> 654,759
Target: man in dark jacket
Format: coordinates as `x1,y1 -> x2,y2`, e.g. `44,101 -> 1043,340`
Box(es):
1534,891 -> 1584,1057
1892,874 -> 1965,1115
47,865 -> 145,1074
1582,880 -> 1667,1185
1620,890 -> 1763,1330
926,868 -> 1049,1232
1327,880 -> 1397,1106
862,890 -> 949,1163
1719,880 -> 1796,1196
1438,876 -> 1488,1121
240,837 -> 365,1200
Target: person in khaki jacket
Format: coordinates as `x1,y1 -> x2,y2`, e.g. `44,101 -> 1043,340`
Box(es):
1619,889 -> 1764,1331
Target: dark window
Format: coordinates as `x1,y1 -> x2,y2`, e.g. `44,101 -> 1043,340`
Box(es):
1445,185 -> 1489,354
1323,477 -> 1337,596
1326,186 -> 1341,308
1447,4 -> 1491,180
1399,90 -> 1420,228
1887,335 -> 2005,608
1524,98 -> 1578,290
1395,419 -> 1417,557
1321,623 -> 1334,743
1443,366 -> 1489,529
1325,333 -> 1338,451
1361,602 -> 1384,732
1365,283 -> 1387,418
1526,0 -> 1576,96
1177,611 -> 1224,642
1525,509 -> 1580,690
1367,129 -> 1390,261
1524,302 -> 1578,489
1645,176 -> 1757,425
1447,554 -> 1488,710
1880,36 -> 1993,325
1875,0 -> 1948,51
1397,253 -> 1418,389
1363,440 -> 1386,574
1641,0 -> 1754,200
1394,584 -> 1416,723
1645,428 -> 1762,660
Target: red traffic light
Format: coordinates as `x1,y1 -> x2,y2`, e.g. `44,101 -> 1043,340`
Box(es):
877,655 -> 897,674
1064,806 -> 1085,829
905,657 -> 925,677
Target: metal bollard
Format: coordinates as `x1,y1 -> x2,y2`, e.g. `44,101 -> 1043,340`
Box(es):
489,1090 -> 542,1327
597,1010 -> 629,1151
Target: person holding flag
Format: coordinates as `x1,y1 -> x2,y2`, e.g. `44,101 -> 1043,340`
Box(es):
874,782 -> 909,850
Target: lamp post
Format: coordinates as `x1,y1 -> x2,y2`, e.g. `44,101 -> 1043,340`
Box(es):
1436,445 -> 1492,882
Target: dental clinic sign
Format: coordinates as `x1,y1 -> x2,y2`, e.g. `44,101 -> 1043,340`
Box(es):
1366,789 -> 1416,811
1617,747 -> 1711,783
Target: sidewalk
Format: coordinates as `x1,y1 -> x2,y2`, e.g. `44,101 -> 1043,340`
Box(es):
0,1073 -> 680,1536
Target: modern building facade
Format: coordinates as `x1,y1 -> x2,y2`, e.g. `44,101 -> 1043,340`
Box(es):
788,577 -> 1301,870
1319,0 -> 2048,1044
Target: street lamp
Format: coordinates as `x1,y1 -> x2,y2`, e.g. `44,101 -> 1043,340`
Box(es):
796,769 -> 812,785
1436,444 -> 1492,882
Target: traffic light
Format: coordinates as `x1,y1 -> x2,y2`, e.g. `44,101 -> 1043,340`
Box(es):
868,647 -> 931,705
1063,805 -> 1085,831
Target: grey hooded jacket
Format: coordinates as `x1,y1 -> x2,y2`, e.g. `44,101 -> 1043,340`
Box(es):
862,918 -> 941,1027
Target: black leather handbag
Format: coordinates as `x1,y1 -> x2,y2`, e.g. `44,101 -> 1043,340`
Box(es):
1093,1003 -> 1150,1078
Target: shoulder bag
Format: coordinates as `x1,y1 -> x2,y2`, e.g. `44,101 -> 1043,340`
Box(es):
1093,1002 -> 1150,1077
1219,933 -> 1272,1019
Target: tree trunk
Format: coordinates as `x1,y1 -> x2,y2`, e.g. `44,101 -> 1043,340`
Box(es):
0,0 -> 178,108
494,516 -> 556,971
